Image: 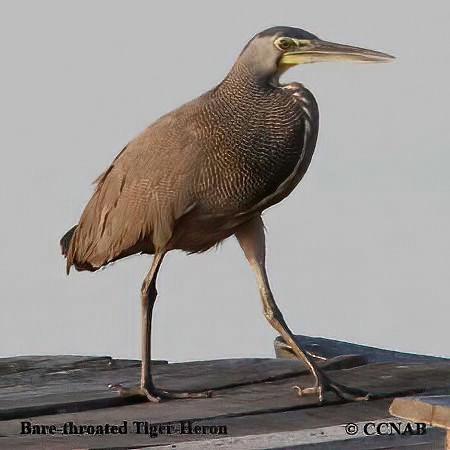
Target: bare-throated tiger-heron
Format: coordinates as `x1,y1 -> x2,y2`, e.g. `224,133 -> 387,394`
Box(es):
61,26 -> 394,403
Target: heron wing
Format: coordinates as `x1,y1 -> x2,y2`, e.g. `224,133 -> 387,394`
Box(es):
66,107 -> 201,271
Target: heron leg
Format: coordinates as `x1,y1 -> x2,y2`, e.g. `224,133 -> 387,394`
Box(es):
115,252 -> 211,402
235,216 -> 369,404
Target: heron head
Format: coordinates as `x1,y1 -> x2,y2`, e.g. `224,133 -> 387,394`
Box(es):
239,26 -> 394,81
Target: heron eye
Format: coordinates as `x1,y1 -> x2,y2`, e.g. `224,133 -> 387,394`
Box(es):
275,37 -> 293,51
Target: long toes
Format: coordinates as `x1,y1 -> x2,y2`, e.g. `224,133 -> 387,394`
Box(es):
294,379 -> 369,403
320,371 -> 370,402
142,388 -> 162,403
328,381 -> 370,402
294,384 -> 326,403
293,385 -> 320,396
108,383 -> 211,401
155,389 -> 212,400
108,384 -> 161,402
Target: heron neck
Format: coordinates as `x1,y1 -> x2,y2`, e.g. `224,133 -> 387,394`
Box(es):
216,60 -> 276,97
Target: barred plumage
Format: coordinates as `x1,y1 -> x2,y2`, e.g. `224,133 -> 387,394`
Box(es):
63,36 -> 318,271
61,26 -> 393,403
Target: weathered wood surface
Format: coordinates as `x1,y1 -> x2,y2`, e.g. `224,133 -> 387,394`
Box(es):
0,337 -> 448,449
277,335 -> 450,364
390,395 -> 450,449
390,395 -> 450,429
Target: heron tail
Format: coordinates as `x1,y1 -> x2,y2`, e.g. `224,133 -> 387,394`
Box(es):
60,225 -> 77,258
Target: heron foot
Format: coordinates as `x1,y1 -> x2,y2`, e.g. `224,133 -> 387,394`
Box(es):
294,372 -> 370,404
109,383 -> 212,402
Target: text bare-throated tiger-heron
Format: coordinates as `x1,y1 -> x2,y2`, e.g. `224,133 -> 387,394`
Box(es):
61,26 -> 394,403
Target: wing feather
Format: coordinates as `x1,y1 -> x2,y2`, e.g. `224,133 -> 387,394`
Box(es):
66,108 -> 200,271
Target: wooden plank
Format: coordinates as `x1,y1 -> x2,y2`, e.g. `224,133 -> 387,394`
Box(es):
136,418 -> 442,449
0,356 -> 364,421
275,335 -> 450,364
1,357 -> 449,423
329,362 -> 450,399
1,360 -> 449,449
390,395 -> 450,428
390,395 -> 450,449
1,340 -> 448,448
0,397 -> 446,449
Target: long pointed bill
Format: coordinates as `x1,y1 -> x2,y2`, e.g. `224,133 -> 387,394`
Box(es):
281,40 -> 395,66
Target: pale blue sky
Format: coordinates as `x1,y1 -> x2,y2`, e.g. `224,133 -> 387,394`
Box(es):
1,0 -> 449,362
